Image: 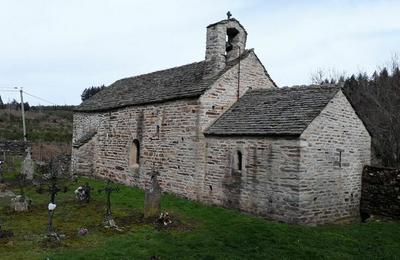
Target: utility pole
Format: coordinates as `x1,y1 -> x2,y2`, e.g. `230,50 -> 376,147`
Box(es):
17,87 -> 27,142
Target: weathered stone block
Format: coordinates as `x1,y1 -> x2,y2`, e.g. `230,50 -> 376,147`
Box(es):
10,195 -> 31,212
144,175 -> 161,220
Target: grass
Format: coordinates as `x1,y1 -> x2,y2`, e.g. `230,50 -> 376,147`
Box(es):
0,108 -> 72,142
0,177 -> 399,259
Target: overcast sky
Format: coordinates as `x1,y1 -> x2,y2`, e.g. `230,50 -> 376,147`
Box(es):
0,0 -> 399,105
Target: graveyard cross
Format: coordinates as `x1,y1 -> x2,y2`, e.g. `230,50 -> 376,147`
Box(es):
36,159 -> 68,204
49,181 -> 62,204
45,176 -> 65,234
98,180 -> 119,219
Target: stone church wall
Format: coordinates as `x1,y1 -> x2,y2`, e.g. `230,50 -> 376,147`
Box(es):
299,90 -> 371,224
73,98 -> 205,200
192,52 -> 277,200
202,136 -> 301,223
72,52 -> 275,201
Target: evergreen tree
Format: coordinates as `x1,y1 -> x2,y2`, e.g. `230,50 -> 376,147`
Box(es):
81,85 -> 106,101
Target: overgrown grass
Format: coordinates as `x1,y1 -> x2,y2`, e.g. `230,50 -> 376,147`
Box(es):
0,177 -> 399,259
0,109 -> 72,142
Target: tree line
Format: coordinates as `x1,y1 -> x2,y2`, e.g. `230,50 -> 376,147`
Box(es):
0,97 -> 31,111
81,85 -> 105,101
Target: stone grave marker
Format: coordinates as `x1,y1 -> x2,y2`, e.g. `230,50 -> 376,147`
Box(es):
22,147 -> 34,180
144,173 -> 161,219
10,195 -> 30,212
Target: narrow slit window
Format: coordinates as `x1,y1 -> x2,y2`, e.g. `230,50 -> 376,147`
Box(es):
237,150 -> 242,171
156,125 -> 160,137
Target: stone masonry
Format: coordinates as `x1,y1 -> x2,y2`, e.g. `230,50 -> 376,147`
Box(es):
299,90 -> 371,224
72,17 -> 371,224
72,50 -> 275,200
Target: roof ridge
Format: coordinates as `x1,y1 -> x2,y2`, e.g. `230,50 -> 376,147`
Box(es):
247,84 -> 341,93
206,85 -> 342,136
76,49 -> 259,112
105,49 -> 253,88
114,60 -> 205,83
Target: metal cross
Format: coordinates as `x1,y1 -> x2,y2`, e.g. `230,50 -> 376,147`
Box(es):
98,180 -> 119,218
36,174 -> 66,204
227,11 -> 232,19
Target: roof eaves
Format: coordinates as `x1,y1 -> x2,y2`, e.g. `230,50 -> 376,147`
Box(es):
204,132 -> 300,138
74,93 -> 202,113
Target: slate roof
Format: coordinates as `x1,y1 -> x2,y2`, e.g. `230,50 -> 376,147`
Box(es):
76,50 -> 256,112
205,85 -> 341,136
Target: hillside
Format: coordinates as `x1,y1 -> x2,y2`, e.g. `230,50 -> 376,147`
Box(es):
0,107 -> 73,143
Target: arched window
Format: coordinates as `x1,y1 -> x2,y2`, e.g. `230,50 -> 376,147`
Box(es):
129,139 -> 140,167
237,150 -> 242,171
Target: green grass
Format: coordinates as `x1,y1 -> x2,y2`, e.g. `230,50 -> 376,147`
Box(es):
0,177 -> 399,259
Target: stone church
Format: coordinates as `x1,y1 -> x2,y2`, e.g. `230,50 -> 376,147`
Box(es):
72,17 -> 371,224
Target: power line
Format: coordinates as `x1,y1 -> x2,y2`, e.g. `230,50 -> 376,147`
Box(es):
0,87 -> 18,90
23,91 -> 58,105
0,90 -> 18,92
0,87 -> 59,105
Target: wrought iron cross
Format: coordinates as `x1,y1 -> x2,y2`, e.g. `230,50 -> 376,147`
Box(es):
98,180 -> 119,218
227,11 -> 232,19
36,174 -> 67,204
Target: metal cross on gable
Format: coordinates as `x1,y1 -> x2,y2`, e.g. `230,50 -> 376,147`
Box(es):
98,179 -> 119,218
227,11 -> 232,19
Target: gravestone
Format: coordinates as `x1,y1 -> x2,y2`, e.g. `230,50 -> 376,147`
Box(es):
144,174 -> 161,219
10,195 -> 31,212
22,147 -> 34,180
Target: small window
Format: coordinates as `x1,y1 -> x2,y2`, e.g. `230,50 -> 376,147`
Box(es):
334,148 -> 344,168
237,150 -> 242,171
156,125 -> 160,137
129,139 -> 140,167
